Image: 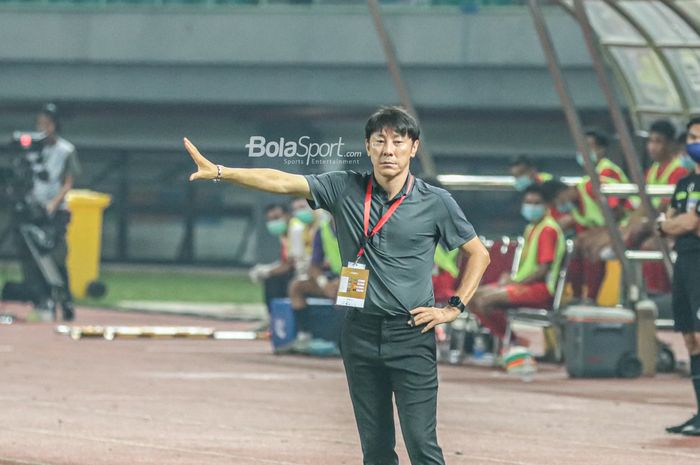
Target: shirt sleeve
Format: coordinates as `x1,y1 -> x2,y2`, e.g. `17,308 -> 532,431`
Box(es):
311,230 -> 324,266
537,226 -> 558,265
435,191 -> 477,250
586,178 -> 622,209
62,149 -> 81,180
303,171 -> 352,213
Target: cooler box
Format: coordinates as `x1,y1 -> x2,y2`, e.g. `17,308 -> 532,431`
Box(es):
306,297 -> 345,343
269,298 -> 344,350
564,306 -> 641,379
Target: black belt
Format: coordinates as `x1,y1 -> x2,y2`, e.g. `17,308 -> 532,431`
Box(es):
345,308 -> 410,322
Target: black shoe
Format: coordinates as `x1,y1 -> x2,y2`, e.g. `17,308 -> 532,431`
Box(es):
666,414 -> 698,434
62,302 -> 75,322
681,415 -> 700,436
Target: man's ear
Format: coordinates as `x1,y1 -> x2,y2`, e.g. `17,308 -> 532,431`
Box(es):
410,139 -> 420,158
365,139 -> 371,157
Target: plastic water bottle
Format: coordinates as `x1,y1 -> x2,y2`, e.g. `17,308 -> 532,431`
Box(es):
448,318 -> 467,365
473,334 -> 486,361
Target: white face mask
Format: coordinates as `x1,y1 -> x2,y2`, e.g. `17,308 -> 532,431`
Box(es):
576,151 -> 598,167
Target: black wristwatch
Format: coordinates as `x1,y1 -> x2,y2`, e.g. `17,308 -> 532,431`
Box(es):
448,295 -> 466,313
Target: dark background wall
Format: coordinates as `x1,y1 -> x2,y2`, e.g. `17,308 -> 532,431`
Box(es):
0,4 -> 636,265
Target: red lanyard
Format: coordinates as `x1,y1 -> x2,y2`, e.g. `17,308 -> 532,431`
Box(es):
356,174 -> 414,260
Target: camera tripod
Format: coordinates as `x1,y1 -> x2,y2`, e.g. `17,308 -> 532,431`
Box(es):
0,216 -> 67,320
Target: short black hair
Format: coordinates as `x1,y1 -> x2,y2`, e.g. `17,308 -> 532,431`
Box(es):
364,106 -> 420,141
39,102 -> 60,132
585,129 -> 609,148
687,116 -> 700,131
523,183 -> 545,199
265,203 -> 289,215
509,154 -> 535,168
677,131 -> 688,145
649,119 -> 676,141
540,179 -> 569,203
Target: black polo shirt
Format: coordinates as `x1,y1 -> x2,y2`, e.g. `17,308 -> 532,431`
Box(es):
304,170 -> 477,316
671,173 -> 700,253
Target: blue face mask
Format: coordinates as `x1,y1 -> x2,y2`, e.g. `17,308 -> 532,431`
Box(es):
521,203 -> 546,223
266,219 -> 288,237
557,201 -> 575,213
686,143 -> 700,164
294,209 -> 314,225
514,175 -> 534,192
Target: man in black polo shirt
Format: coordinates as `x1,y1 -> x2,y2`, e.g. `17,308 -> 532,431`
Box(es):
658,116 -> 700,436
184,107 -> 490,464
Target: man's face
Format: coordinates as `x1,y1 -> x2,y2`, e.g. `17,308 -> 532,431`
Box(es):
36,114 -> 56,138
647,132 -> 672,162
523,192 -> 544,208
687,124 -> 700,145
555,186 -> 577,205
291,198 -> 310,214
585,135 -> 605,159
365,128 -> 418,180
509,163 -> 535,179
521,191 -> 547,222
265,207 -> 287,223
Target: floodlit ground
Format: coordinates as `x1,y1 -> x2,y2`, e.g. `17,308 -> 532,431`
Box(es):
1,304 -> 699,465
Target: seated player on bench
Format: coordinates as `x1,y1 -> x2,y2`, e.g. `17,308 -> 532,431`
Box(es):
469,183 -> 565,347
287,212 -> 341,349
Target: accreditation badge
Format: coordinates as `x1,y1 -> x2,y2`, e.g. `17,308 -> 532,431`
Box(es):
336,262 -> 369,308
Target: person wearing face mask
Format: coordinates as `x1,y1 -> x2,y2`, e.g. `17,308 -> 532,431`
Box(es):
657,116 -> 700,436
556,130 -> 630,303
287,196 -> 318,280
678,131 -> 698,172
249,203 -> 294,316
509,155 -> 553,192
287,211 -> 341,350
540,180 -> 575,238
469,184 -> 565,345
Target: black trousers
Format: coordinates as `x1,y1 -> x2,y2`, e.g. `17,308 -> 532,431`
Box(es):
341,309 -> 445,465
672,250 -> 700,333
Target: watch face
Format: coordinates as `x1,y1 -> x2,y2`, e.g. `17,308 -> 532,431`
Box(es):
449,296 -> 461,307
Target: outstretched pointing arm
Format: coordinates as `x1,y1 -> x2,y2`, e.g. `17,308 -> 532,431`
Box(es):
184,138 -> 311,199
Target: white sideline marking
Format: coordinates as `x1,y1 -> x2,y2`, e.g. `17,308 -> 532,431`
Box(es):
143,371 -> 345,381
0,456 -> 53,465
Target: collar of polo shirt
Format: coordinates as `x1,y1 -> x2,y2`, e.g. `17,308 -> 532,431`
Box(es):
370,172 -> 416,203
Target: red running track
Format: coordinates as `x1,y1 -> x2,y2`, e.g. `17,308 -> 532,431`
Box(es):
0,304 -> 698,465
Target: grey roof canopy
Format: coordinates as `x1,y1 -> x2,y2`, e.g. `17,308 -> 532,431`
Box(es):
559,0 -> 700,130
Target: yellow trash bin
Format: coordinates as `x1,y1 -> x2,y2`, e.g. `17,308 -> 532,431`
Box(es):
65,190 -> 112,299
